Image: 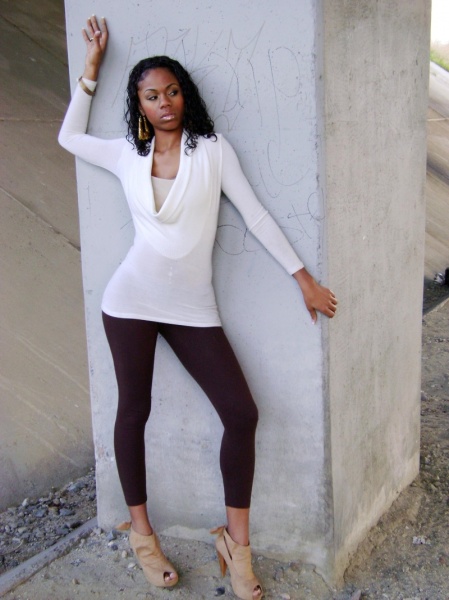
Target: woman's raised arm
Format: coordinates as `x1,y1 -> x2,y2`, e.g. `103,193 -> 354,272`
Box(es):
58,16 -> 124,176
81,15 -> 108,81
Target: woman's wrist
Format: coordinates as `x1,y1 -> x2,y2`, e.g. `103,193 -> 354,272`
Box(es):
293,267 -> 314,290
82,66 -> 99,81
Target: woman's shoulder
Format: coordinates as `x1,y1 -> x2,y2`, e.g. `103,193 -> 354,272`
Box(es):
191,131 -> 221,156
196,133 -> 241,165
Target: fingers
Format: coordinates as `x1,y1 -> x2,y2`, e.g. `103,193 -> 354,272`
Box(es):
326,305 -> 337,318
82,15 -> 107,46
81,27 -> 91,44
324,289 -> 338,317
324,295 -> 337,318
308,289 -> 338,322
86,15 -> 99,40
296,275 -> 338,323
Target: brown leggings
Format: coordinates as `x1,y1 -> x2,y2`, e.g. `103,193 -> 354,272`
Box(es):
102,313 -> 259,508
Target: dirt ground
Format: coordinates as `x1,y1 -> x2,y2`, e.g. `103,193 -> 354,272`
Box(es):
0,296 -> 448,599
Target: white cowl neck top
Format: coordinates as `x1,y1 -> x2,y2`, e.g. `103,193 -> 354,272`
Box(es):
59,83 -> 304,327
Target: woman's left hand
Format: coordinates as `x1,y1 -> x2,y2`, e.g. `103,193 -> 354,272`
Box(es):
293,268 -> 337,324
81,15 -> 108,81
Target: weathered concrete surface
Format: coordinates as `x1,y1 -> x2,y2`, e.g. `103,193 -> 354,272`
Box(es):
425,62 -> 449,280
65,0 -> 331,576
0,0 -> 93,510
322,0 -> 430,582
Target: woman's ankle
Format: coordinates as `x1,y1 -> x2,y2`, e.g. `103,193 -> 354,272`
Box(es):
132,523 -> 153,536
128,503 -> 154,536
226,506 -> 250,546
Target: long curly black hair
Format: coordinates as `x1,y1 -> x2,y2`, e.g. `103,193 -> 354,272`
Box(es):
125,56 -> 216,156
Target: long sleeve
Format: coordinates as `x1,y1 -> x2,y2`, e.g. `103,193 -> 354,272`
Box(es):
58,82 -> 126,176
220,137 -> 304,275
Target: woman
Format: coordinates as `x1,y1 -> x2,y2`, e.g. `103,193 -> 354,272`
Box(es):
59,16 -> 337,600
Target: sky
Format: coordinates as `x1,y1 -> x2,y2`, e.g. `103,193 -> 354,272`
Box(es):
431,0 -> 449,44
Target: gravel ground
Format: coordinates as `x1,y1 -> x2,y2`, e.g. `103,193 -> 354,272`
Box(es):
422,279 -> 449,313
0,471 -> 96,575
0,296 -> 448,600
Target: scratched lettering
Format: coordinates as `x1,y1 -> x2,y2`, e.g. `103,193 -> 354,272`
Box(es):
108,25 -> 320,254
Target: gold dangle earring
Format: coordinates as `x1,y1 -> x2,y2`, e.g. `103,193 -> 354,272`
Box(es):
138,114 -> 150,141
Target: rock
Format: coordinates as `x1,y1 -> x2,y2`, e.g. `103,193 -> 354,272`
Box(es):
412,535 -> 431,545
121,550 -> 128,559
108,542 -> 118,551
55,526 -> 70,536
21,498 -> 29,507
59,508 -> 75,517
350,591 -> 362,600
106,530 -> 117,541
35,509 -> 47,518
214,587 -> 226,596
127,562 -> 137,570
70,558 -> 83,567
68,482 -> 85,492
274,566 -> 284,581
67,520 -> 82,529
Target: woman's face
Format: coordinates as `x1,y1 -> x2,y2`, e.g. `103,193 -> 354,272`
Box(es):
137,68 -> 185,135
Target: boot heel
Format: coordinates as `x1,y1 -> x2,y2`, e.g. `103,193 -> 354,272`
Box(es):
210,525 -> 263,600
217,549 -> 227,577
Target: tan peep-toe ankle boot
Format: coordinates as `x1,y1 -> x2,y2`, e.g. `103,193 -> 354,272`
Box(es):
129,527 -> 178,588
211,526 -> 263,600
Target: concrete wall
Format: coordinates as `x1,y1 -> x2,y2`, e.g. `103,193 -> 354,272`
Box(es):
65,0 -> 331,565
322,0 -> 430,578
63,0 -> 429,584
0,0 -> 93,511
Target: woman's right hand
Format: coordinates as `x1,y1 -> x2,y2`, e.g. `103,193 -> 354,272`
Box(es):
81,15 -> 108,81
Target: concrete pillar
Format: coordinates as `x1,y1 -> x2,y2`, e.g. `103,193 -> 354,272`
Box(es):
322,1 -> 430,577
63,0 -> 430,584
0,0 -> 93,512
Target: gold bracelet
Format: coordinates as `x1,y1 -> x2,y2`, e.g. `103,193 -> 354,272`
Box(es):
77,76 -> 96,96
